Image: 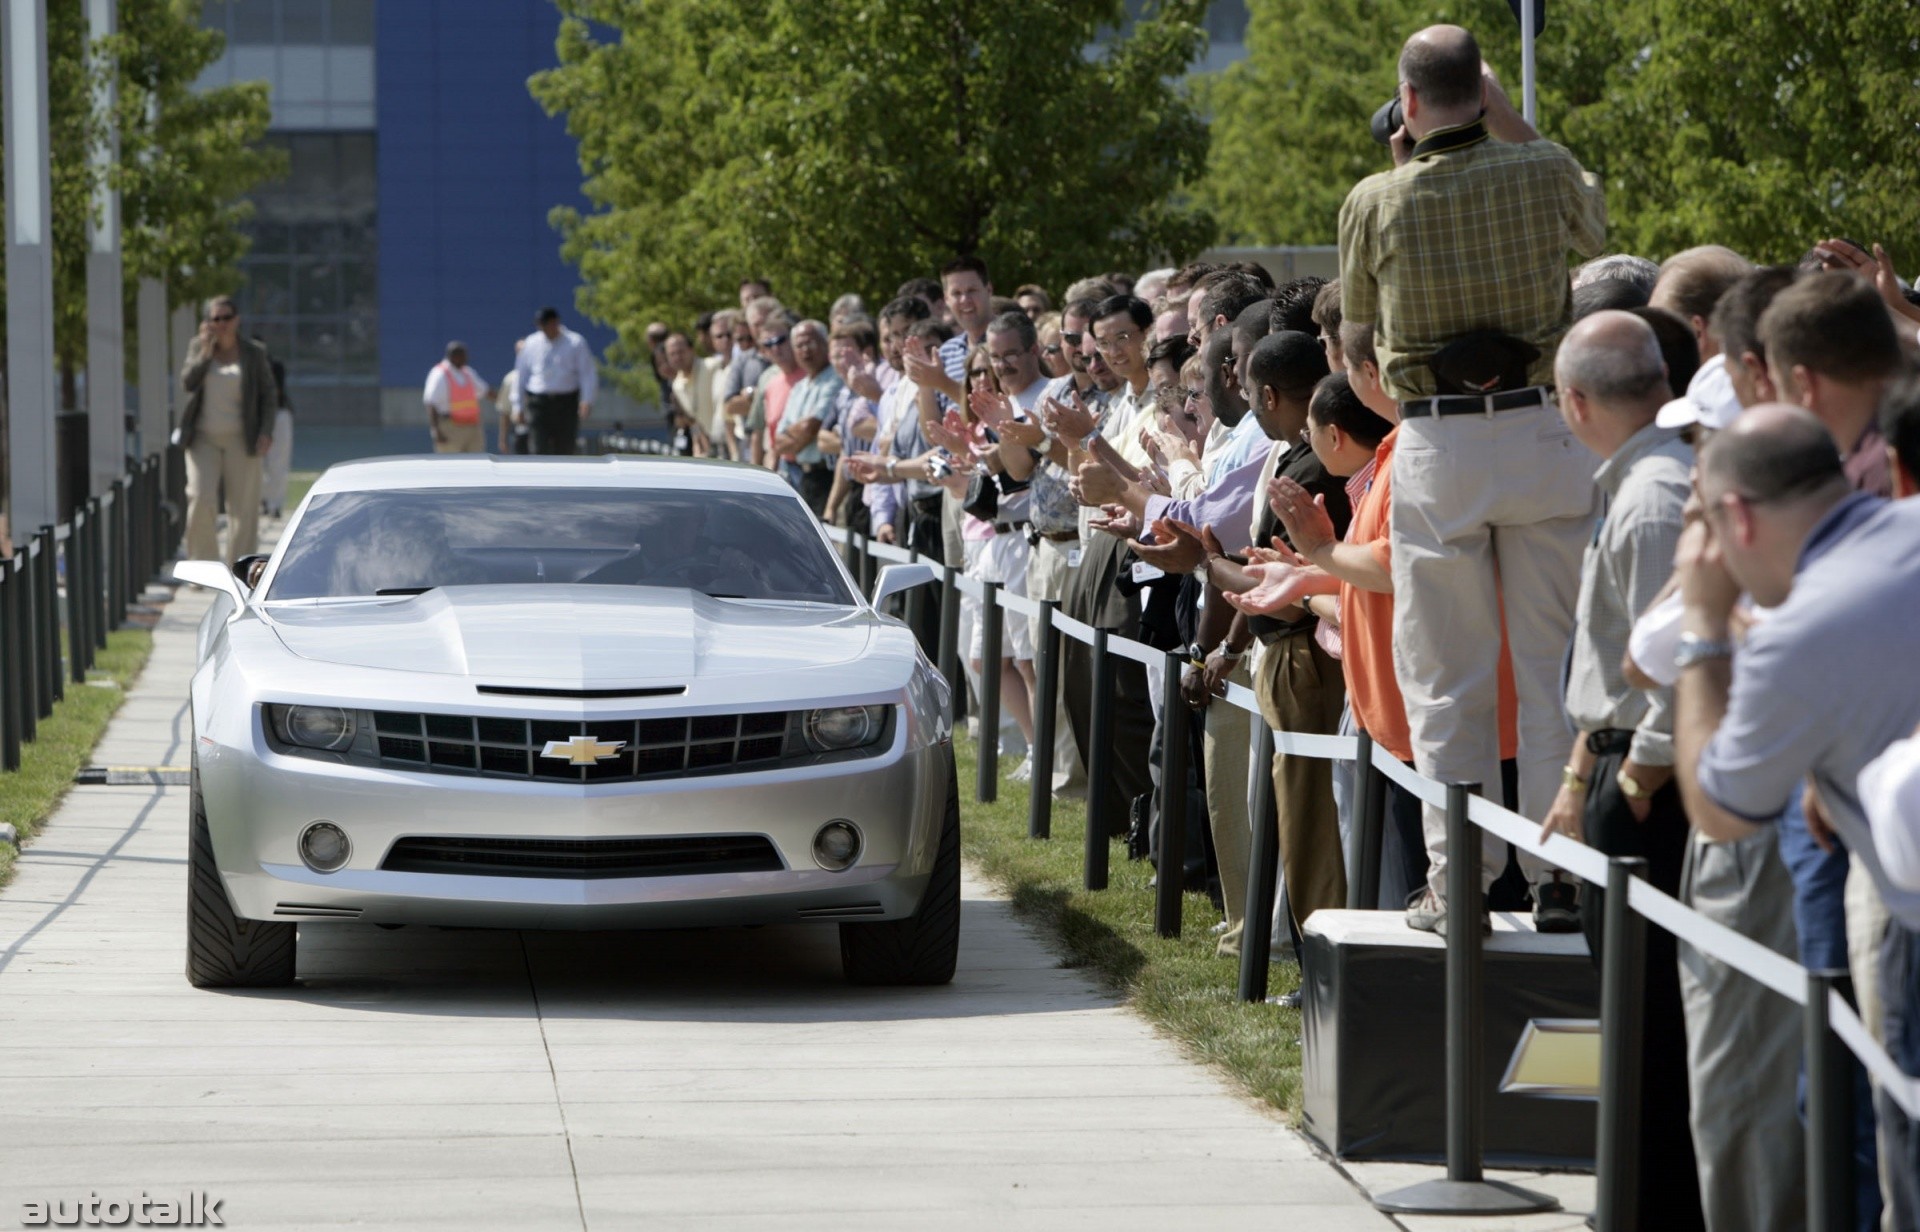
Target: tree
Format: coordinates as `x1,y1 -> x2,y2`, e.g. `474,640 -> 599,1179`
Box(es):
532,0 -> 1217,392
1200,0 -> 1919,273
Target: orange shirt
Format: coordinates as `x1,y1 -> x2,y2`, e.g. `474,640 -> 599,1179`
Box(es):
1340,428 -> 1518,763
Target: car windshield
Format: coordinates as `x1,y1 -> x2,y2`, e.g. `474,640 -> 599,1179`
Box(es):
266,485 -> 855,605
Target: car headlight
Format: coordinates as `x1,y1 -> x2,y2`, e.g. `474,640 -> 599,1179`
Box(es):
802,705 -> 885,753
269,704 -> 357,751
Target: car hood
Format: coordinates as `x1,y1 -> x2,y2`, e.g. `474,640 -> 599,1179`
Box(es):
262,585 -> 873,685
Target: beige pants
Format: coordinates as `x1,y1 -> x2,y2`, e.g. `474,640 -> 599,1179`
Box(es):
185,428 -> 262,568
1254,630 -> 1348,939
1388,401 -> 1599,899
1205,659 -> 1254,953
435,420 -> 485,453
1025,534 -> 1087,796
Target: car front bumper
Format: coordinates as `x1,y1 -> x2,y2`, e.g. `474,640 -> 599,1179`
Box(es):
197,725 -> 952,930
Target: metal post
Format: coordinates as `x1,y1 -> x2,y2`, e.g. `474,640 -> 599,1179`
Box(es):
90,499 -> 109,650
66,517 -> 86,685
0,563 -> 20,770
1520,0 -> 1538,126
15,550 -> 35,744
137,279 -> 170,461
976,581 -> 1002,802
1239,717 -> 1279,1002
1596,855 -> 1649,1232
4,554 -> 28,756
1027,599 -> 1058,840
1375,782 -> 1559,1216
1155,651 -> 1186,939
1805,969 -> 1855,1232
85,0 -> 124,498
1347,730 -> 1384,909
107,480 -> 126,625
902,548 -> 925,644
1082,627 -> 1113,891
936,563 -> 960,699
36,526 -> 58,707
4,0 -> 62,535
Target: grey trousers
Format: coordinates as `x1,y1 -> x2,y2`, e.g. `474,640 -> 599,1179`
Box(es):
1678,829 -> 1806,1231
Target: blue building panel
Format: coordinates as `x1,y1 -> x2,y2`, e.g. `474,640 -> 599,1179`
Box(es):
376,0 -> 612,386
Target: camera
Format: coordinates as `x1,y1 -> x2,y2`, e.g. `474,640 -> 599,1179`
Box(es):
1370,96 -> 1404,146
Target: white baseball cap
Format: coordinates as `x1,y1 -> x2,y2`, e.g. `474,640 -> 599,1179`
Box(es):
1655,354 -> 1742,432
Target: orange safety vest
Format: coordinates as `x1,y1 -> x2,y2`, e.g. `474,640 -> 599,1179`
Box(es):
437,362 -> 482,425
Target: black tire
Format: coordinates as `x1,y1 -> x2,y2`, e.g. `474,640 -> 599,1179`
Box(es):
840,750 -> 961,986
186,769 -> 296,988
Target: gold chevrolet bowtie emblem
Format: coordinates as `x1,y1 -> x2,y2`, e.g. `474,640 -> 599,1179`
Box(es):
541,735 -> 627,766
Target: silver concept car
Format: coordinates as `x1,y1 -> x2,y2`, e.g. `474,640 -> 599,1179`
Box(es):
175,456 -> 955,988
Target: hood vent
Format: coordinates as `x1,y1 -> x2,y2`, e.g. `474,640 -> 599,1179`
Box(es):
475,685 -> 686,699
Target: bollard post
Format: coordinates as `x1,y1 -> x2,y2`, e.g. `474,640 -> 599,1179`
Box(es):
66,520 -> 86,686
1805,969 -> 1855,1232
108,479 -> 126,623
1154,651 -> 1186,939
1238,716 -> 1279,1002
936,563 -> 960,701
1082,627 -> 1114,891
1374,782 -> 1559,1216
1026,599 -> 1058,840
89,499 -> 109,652
976,582 -> 1002,802
903,548 -> 925,648
1347,730 -> 1385,909
1596,855 -> 1649,1232
0,566 -> 19,771
37,528 -> 60,708
13,554 -> 36,746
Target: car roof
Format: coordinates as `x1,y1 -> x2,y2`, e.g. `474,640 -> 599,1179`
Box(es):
307,455 -> 801,498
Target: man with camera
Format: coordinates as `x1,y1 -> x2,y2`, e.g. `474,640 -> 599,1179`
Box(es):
1339,24 -> 1607,935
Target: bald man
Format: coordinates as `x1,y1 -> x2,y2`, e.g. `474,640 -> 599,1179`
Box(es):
1541,311 -> 1705,1226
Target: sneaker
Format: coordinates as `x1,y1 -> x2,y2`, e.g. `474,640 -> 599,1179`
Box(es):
1008,756 -> 1033,783
1533,873 -> 1581,934
1209,919 -> 1231,936
1406,888 -> 1490,938
1266,990 -> 1303,1009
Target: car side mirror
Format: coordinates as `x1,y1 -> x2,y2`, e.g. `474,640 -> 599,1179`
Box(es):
173,560 -> 247,606
870,562 -> 937,615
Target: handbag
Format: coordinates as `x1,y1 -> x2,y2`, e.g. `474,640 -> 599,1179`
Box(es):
962,469 -> 999,521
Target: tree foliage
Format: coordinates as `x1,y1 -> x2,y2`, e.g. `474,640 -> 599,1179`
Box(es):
532,0 -> 1217,389
0,0 -> 280,382
1200,0 -> 1920,273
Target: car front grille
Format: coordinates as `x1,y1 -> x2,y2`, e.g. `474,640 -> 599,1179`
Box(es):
367,710 -> 798,784
380,834 -> 784,879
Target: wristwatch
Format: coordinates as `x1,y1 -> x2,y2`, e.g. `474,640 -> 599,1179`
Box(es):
1673,632 -> 1736,670
1616,768 -> 1652,800
1186,642 -> 1208,668
1561,764 -> 1589,793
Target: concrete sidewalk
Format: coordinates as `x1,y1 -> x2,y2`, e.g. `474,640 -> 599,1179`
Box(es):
0,579 -> 1590,1231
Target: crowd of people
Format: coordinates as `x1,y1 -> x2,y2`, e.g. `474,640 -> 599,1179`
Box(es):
653,24 -> 1920,1231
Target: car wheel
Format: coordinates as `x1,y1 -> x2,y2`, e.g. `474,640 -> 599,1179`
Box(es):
186,767 -> 296,988
839,749 -> 960,986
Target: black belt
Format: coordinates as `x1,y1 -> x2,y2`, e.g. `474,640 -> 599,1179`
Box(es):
1398,386 -> 1551,418
993,520 -> 1029,535
1586,729 -> 1634,756
1032,529 -> 1078,543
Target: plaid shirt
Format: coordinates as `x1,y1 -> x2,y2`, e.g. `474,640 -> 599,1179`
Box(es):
1339,123 -> 1607,401
1564,423 -> 1692,766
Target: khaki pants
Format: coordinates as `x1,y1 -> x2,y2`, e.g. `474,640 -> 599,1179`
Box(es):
185,428 -> 262,569
1204,659 -> 1253,953
1678,830 -> 1805,1231
1026,535 -> 1086,796
1389,401 -> 1598,899
435,420 -> 485,453
1253,630 -> 1347,937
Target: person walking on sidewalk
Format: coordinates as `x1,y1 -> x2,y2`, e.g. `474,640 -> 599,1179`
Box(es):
423,342 -> 493,453
512,307 -> 599,456
178,295 -> 277,568
255,334 -> 295,518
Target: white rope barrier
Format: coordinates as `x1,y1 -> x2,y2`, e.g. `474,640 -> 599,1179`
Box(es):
818,515 -> 1920,1111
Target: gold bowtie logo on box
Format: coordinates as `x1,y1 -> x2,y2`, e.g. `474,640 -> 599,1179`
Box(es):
540,736 -> 627,765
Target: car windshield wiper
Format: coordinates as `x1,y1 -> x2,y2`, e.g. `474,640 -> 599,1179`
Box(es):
375,586 -> 436,596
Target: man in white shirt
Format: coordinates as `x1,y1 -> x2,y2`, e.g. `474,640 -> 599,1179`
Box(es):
421,342 -> 492,453
512,306 -> 600,455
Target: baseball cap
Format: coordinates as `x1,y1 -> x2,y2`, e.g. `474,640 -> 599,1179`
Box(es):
1655,354 -> 1741,432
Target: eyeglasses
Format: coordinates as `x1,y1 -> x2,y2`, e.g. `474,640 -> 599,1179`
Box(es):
1182,387 -> 1204,404
210,313 -> 236,323
759,335 -> 790,349
1093,330 -> 1136,355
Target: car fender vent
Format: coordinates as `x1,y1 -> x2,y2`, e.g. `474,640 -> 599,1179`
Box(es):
273,903 -> 364,918
381,834 -> 784,879
475,685 -> 687,699
794,902 -> 887,919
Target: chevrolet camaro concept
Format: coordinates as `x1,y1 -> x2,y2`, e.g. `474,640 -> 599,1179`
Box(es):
175,456 -> 955,988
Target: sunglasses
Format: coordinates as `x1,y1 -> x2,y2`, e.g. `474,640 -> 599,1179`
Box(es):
1061,331 -> 1083,346
1042,345 -> 1063,357
210,313 -> 236,323
759,335 -> 790,349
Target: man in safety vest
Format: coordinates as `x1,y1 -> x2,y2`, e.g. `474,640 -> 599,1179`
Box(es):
423,342 -> 494,453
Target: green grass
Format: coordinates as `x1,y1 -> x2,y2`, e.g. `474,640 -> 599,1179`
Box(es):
285,470 -> 319,513
955,734 -> 1307,1118
0,629 -> 154,890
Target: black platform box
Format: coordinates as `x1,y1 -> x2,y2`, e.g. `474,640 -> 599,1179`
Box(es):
1300,909 -> 1599,1170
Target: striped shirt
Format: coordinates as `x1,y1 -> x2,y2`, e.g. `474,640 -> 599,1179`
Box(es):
1339,122 -> 1607,400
